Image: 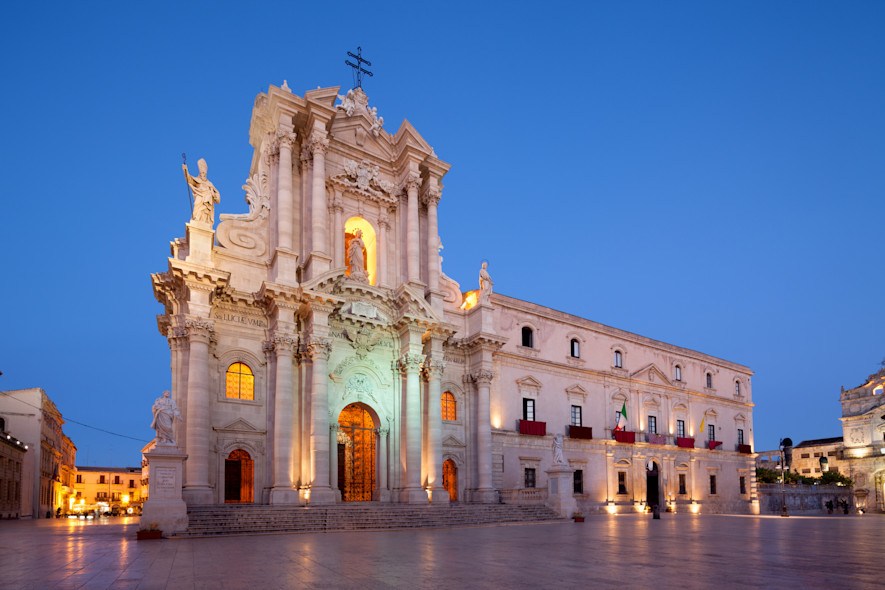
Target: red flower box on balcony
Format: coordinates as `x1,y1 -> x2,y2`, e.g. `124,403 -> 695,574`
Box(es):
569,425 -> 593,440
738,444 -> 752,454
519,420 -> 546,436
614,430 -> 635,444
648,433 -> 667,445
676,437 -> 695,448
707,440 -> 723,450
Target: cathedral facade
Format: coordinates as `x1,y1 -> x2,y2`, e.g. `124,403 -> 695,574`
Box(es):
151,82 -> 757,514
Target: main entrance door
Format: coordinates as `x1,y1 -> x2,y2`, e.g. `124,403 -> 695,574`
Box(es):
443,459 -> 458,501
337,403 -> 376,502
646,460 -> 660,509
224,449 -> 254,503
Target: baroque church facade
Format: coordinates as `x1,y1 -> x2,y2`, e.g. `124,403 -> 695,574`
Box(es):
151,82 -> 757,514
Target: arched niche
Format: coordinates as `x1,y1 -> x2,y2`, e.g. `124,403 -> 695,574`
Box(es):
345,216 -> 377,285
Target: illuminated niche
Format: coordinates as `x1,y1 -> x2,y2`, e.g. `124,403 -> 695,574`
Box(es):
344,216 -> 377,285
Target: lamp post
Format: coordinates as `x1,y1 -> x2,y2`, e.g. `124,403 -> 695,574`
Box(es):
779,437 -> 793,517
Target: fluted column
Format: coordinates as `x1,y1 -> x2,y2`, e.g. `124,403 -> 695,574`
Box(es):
377,211 -> 390,287
424,188 -> 441,291
309,131 -> 330,259
423,357 -> 448,502
307,337 -> 335,504
399,352 -> 428,503
276,132 -> 296,251
405,176 -> 420,284
473,370 -> 495,500
182,318 -> 213,505
270,333 -> 298,504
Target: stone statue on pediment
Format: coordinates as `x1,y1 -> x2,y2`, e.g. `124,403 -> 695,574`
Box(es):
552,433 -> 566,466
151,390 -> 181,446
479,261 -> 494,303
347,229 -> 369,283
183,158 -> 221,225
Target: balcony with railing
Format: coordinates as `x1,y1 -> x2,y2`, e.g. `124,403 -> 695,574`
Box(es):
737,444 -> 753,454
676,437 -> 695,448
568,425 -> 593,440
613,430 -> 636,444
518,420 -> 546,436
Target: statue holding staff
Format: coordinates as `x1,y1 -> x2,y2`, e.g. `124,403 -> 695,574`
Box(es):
183,158 -> 220,224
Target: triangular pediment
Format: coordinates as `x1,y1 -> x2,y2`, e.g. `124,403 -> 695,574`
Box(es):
442,435 -> 466,448
565,384 -> 588,400
215,418 -> 264,434
630,363 -> 673,386
393,284 -> 441,325
393,119 -> 433,156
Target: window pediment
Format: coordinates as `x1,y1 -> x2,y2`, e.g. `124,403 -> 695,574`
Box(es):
517,376 -> 543,397
630,363 -> 673,386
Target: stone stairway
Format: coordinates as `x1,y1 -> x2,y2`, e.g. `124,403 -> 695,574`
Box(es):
178,503 -> 566,537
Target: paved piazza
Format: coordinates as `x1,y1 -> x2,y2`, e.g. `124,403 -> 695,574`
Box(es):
0,514 -> 882,589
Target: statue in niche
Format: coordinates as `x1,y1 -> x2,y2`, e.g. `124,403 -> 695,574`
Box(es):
347,229 -> 369,283
151,390 -> 182,446
552,433 -> 566,466
479,261 -> 494,303
183,158 -> 221,225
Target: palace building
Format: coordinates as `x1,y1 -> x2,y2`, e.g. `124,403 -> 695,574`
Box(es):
151,82 -> 757,514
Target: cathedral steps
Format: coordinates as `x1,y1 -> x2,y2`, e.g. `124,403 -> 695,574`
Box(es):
177,503 -> 566,537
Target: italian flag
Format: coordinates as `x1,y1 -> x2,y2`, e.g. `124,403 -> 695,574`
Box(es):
614,402 -> 627,431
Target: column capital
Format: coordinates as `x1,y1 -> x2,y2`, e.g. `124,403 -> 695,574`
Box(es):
306,337 -> 332,361
421,186 -> 441,208
421,357 -> 447,380
330,423 -> 339,433
398,353 -> 425,374
308,131 -> 329,156
272,333 -> 298,356
470,370 -> 495,386
185,318 -> 214,342
401,175 -> 420,195
276,130 -> 297,150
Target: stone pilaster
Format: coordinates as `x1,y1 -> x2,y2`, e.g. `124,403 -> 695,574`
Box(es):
182,318 -> 214,506
422,357 -> 448,503
423,187 -> 441,292
399,352 -> 428,503
405,176 -> 420,285
377,210 -> 390,288
270,332 -> 299,504
373,427 -> 391,502
307,336 -> 335,504
271,131 -> 299,283
308,130 -> 331,278
471,369 -> 497,503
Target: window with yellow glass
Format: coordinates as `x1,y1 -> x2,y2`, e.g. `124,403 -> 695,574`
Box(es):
441,391 -> 457,421
225,363 -> 254,400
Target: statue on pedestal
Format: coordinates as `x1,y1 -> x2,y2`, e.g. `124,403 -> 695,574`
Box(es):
183,158 -> 221,225
347,229 -> 369,283
479,261 -> 494,303
151,390 -> 181,446
552,433 -> 566,466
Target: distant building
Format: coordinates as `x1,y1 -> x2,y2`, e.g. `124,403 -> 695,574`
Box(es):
0,416 -> 28,518
72,466 -> 143,514
0,388 -> 76,518
839,368 -> 885,511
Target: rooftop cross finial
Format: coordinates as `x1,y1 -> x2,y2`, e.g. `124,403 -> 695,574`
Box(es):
346,46 -> 373,89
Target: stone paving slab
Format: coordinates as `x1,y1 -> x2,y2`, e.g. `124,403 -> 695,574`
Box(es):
0,513 -> 882,589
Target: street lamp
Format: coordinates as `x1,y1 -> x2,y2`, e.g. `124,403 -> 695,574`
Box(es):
780,437 -> 793,517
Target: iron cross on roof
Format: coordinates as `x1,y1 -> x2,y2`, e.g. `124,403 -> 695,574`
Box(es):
346,46 -> 373,88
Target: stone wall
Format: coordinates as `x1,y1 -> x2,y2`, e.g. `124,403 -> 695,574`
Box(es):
757,483 -> 854,515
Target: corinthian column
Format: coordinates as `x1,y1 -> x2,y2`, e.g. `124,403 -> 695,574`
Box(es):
405,176 -> 420,284
377,211 -> 390,288
424,188 -> 441,292
423,357 -> 448,502
307,337 -> 335,504
270,333 -> 298,504
399,352 -> 428,504
309,131 -> 330,272
330,192 -> 344,269
473,370 -> 496,503
182,318 -> 214,506
276,132 -> 296,251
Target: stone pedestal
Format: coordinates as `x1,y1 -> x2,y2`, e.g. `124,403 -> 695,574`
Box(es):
270,249 -> 299,283
307,486 -> 337,505
428,488 -> 450,503
141,445 -> 189,537
399,488 -> 430,504
545,465 -> 578,518
184,222 -> 214,266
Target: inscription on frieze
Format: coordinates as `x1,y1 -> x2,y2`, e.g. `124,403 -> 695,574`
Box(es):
212,311 -> 267,328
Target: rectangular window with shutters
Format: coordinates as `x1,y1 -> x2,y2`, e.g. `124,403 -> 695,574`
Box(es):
571,405 -> 582,427
524,468 -> 536,489
523,398 -> 535,422
707,424 -> 716,442
677,420 -> 685,438
573,470 -> 583,494
709,474 -> 717,495
738,429 -> 745,445
648,416 -> 657,434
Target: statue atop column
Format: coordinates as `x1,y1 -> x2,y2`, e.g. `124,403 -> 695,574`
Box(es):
552,433 -> 567,466
479,261 -> 494,303
183,158 -> 221,225
151,390 -> 182,446
347,229 -> 369,283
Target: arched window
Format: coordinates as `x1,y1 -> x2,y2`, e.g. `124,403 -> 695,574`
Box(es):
570,338 -> 580,358
225,363 -> 254,400
521,327 -> 534,348
674,365 -> 682,382
614,350 -> 623,368
441,392 -> 457,421
706,372 -> 712,388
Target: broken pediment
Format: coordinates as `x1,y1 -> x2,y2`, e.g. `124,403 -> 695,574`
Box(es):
214,418 -> 265,434
630,363 -> 673,386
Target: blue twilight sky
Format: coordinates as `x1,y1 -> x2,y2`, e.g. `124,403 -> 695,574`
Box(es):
1,1 -> 883,466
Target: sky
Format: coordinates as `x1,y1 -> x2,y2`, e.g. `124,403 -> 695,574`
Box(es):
1,1 -> 883,466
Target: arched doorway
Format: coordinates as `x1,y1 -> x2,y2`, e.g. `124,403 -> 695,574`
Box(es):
443,459 -> 458,501
646,460 -> 660,509
337,403 -> 376,501
224,449 -> 254,503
